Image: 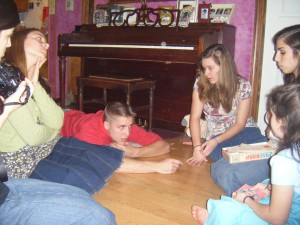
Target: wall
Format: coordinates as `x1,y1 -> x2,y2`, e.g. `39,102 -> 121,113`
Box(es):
48,0 -> 82,97
19,0 -> 48,28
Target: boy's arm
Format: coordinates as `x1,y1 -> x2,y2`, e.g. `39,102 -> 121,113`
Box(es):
117,157 -> 182,174
111,140 -> 170,158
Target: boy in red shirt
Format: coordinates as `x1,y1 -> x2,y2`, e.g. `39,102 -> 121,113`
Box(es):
61,101 -> 182,174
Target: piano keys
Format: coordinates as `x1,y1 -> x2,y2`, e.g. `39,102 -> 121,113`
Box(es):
58,23 -> 236,131
67,43 -> 195,50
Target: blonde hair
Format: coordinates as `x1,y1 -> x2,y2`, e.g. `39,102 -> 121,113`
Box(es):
104,101 -> 136,122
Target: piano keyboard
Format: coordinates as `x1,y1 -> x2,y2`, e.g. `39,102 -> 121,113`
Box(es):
69,43 -> 194,50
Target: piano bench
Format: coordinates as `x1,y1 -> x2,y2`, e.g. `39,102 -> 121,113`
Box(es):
76,76 -> 156,131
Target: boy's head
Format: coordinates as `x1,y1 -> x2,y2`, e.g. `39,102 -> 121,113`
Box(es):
104,102 -> 136,144
0,0 -> 20,60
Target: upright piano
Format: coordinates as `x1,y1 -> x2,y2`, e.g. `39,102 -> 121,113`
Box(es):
58,23 -> 236,131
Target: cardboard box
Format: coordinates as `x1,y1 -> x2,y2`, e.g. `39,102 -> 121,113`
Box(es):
222,142 -> 276,164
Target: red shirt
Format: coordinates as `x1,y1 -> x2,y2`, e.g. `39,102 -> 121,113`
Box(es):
61,110 -> 162,146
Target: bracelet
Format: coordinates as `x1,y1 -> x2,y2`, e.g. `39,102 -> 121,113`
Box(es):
193,144 -> 201,149
213,137 -> 219,145
243,195 -> 254,203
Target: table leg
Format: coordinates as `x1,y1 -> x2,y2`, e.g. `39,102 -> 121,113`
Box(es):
78,84 -> 83,111
126,92 -> 131,105
103,88 -> 107,105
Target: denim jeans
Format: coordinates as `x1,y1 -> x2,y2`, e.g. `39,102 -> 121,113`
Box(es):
210,127 -> 270,196
211,158 -> 270,196
30,137 -> 123,194
0,178 -> 116,225
210,127 -> 268,161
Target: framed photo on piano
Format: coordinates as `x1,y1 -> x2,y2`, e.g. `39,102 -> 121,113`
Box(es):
177,0 -> 199,23
210,4 -> 236,24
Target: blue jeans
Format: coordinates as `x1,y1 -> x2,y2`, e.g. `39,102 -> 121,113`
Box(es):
210,127 -> 268,161
210,127 -> 270,196
0,178 -> 116,225
211,158 -> 270,196
30,137 -> 123,194
211,127 -> 270,196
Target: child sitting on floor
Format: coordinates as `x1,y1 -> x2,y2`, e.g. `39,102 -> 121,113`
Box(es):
191,84 -> 300,225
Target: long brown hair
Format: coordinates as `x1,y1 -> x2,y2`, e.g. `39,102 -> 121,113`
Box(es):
266,84 -> 300,161
272,24 -> 300,84
197,44 -> 239,112
4,27 -> 51,93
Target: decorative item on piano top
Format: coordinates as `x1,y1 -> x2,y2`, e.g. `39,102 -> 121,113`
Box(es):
109,7 -> 181,27
159,6 -> 175,24
122,7 -> 137,25
93,5 -> 110,25
140,0 -> 153,24
177,0 -> 199,24
210,3 -> 235,24
108,5 -> 124,24
198,1 -> 211,24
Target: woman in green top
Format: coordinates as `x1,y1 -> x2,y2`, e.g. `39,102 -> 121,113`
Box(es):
0,28 -> 124,194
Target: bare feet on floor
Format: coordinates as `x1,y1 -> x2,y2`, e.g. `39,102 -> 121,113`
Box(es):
191,205 -> 209,224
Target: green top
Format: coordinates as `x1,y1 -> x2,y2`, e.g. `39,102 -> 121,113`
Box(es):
0,83 -> 64,152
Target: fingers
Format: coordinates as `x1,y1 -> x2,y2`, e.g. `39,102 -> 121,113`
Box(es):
5,81 -> 26,103
202,142 -> 214,156
186,155 -> 208,166
168,158 -> 183,165
187,159 -> 206,166
36,56 -> 47,69
24,78 -> 34,97
158,158 -> 182,174
28,57 -> 46,85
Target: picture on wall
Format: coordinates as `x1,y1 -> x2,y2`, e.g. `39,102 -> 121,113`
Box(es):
210,4 -> 235,24
177,0 -> 199,23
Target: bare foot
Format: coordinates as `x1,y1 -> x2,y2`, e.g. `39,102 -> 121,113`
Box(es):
191,205 -> 209,224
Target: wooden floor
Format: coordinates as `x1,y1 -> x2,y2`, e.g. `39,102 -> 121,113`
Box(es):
94,137 -> 224,225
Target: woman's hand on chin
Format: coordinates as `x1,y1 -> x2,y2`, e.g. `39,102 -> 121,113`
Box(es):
27,57 -> 47,85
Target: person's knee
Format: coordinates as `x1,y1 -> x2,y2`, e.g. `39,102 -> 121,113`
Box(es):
83,204 -> 116,225
211,160 -> 235,196
246,127 -> 267,143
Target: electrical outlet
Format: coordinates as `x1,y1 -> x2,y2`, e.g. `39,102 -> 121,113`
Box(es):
66,0 -> 74,11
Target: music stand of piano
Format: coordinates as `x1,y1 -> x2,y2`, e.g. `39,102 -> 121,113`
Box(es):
76,75 -> 156,131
